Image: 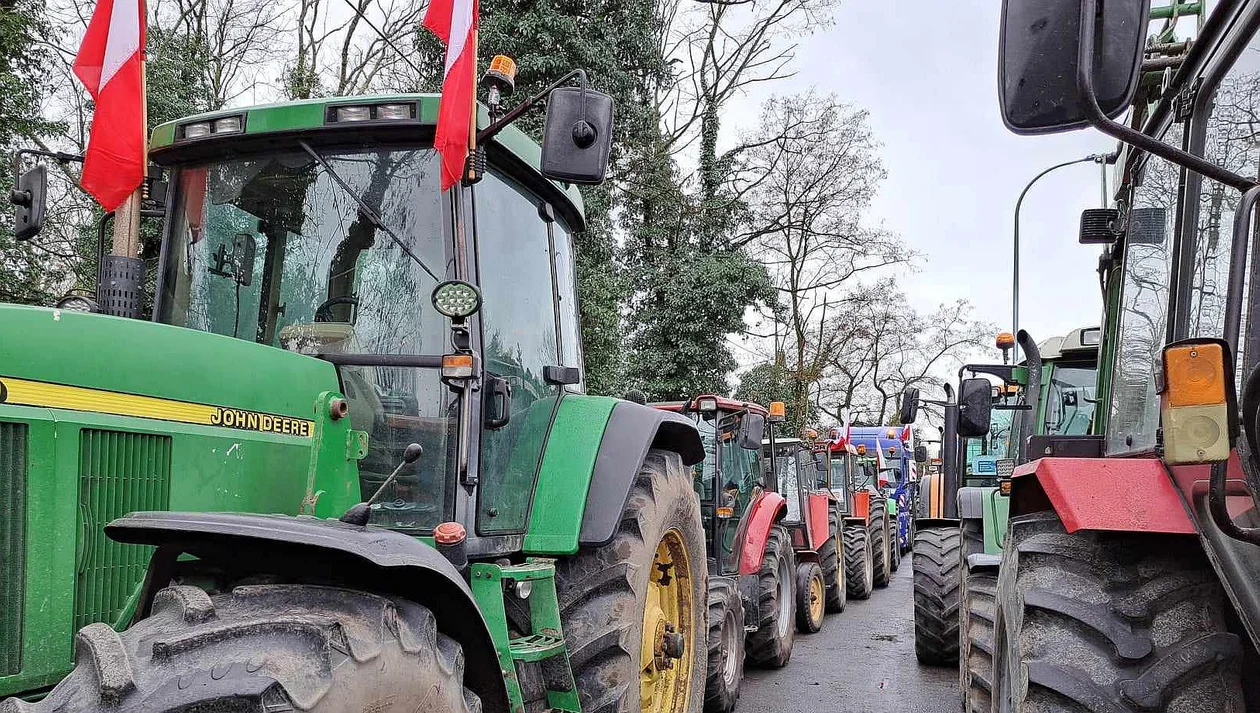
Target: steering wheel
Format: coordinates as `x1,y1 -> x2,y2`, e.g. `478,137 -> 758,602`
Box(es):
315,296 -> 359,323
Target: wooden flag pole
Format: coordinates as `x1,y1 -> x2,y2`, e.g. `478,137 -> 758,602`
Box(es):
111,40 -> 147,259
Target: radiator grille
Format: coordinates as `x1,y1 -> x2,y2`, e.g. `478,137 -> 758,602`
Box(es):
74,430 -> 171,631
0,422 -> 28,676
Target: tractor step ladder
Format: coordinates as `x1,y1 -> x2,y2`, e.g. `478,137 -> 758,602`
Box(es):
471,559 -> 579,713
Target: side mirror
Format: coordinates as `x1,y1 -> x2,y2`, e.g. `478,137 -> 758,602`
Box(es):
740,412 -> 765,450
1128,207 -> 1167,245
11,164 -> 47,240
958,378 -> 993,438
541,86 -> 614,185
899,388 -> 920,424
914,445 -> 928,463
998,0 -> 1149,134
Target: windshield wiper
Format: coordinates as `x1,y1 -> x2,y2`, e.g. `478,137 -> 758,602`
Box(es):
299,141 -> 440,282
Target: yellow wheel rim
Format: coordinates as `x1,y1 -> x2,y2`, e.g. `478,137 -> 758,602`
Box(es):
809,571 -> 824,623
640,528 -> 695,713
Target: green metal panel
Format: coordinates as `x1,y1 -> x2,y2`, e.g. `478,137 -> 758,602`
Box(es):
523,395 -> 619,554
0,305 -> 338,419
0,422 -> 27,676
980,486 -> 1010,555
74,430 -> 172,631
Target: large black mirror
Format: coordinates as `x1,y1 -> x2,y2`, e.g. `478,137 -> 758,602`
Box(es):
11,164 -> 47,240
914,445 -> 928,463
899,388 -> 920,424
740,412 -> 765,450
540,86 -> 614,185
999,0 -> 1149,134
958,378 -> 993,438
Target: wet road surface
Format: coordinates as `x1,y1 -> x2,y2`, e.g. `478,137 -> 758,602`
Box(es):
738,558 -> 957,713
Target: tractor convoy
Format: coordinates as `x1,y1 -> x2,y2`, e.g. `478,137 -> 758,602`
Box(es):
0,56 -> 912,713
13,0 -> 1260,712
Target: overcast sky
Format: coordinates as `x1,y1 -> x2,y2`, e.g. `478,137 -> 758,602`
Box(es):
727,0 -> 1120,346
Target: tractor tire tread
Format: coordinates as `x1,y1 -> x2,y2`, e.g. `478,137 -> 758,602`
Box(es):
844,525 -> 874,600
820,510 -> 846,613
704,577 -> 744,713
912,526 -> 961,666
1,583 -> 480,713
994,511 -> 1245,713
746,525 -> 795,669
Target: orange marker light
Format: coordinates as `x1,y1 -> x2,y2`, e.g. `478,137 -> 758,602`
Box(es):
1164,343 -> 1226,407
441,354 -> 475,379
996,332 -> 1016,349
857,444 -> 867,455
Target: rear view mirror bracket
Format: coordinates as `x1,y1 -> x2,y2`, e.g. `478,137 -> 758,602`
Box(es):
1075,0 -> 1253,192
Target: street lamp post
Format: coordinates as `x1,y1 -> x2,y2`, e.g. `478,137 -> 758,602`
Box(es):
1012,153 -> 1110,359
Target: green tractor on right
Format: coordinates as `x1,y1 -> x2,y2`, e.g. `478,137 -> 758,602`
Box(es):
910,1 -> 1260,709
907,326 -> 1099,711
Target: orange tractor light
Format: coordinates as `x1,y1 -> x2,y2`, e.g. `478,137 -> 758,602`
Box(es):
856,444 -> 867,455
996,332 -> 1016,350
1160,341 -> 1232,464
769,401 -> 786,423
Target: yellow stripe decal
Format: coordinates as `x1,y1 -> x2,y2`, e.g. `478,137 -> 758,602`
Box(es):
0,376 -> 314,437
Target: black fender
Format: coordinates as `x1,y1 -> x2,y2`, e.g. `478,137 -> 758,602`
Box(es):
578,401 -> 704,547
106,511 -> 509,713
958,487 -> 986,520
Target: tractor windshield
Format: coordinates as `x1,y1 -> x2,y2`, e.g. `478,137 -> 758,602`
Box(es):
1044,364 -> 1097,436
158,147 -> 455,532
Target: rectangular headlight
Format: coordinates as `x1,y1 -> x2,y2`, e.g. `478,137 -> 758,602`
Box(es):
376,103 -> 413,120
334,106 -> 372,122
212,116 -> 242,133
182,122 -> 211,139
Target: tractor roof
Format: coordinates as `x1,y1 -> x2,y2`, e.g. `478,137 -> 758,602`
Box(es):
652,395 -> 770,417
1036,326 -> 1101,362
147,93 -> 584,220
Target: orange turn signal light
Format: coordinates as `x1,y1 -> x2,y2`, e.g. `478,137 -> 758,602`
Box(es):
716,506 -> 734,518
441,354 -> 475,379
856,444 -> 866,455
1161,341 -> 1232,464
999,480 -> 1012,496
1164,342 -> 1226,408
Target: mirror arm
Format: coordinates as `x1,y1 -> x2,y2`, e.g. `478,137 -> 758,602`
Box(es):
1076,0 -> 1253,192
13,148 -> 83,183
477,68 -> 589,146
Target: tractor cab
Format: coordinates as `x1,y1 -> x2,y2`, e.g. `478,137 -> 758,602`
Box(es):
763,436 -> 837,564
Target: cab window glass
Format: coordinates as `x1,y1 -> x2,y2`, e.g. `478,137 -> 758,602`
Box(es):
1107,126 -> 1182,454
1044,365 -> 1098,436
475,170 -> 562,533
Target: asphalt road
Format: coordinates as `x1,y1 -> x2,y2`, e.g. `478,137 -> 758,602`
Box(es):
738,558 -> 957,713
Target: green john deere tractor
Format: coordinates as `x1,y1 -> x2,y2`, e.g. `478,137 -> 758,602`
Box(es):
2,68 -> 710,713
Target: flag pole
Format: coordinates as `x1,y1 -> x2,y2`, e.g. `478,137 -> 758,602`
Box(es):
111,15 -> 146,260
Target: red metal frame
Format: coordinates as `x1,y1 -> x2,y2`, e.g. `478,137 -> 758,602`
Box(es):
1011,457 -> 1194,534
806,492 -> 830,551
652,395 -> 770,417
737,490 -> 787,575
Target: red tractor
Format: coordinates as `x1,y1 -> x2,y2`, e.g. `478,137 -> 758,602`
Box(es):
764,431 -> 847,630
653,396 -> 799,712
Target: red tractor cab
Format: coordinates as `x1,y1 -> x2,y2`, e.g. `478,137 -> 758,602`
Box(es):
653,395 -> 798,711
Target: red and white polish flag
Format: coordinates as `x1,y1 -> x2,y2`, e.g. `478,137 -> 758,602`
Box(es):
423,0 -> 478,191
73,0 -> 146,212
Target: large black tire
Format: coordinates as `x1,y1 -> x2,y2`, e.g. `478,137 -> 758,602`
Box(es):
1,584 -> 481,713
912,526 -> 961,666
958,519 -> 992,713
794,561 -> 825,634
993,511 -> 1244,712
703,577 -> 744,713
889,509 -> 901,573
555,449 -> 707,713
745,525 -> 795,668
844,523 -> 874,600
870,499 -> 891,588
819,509 -> 846,613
